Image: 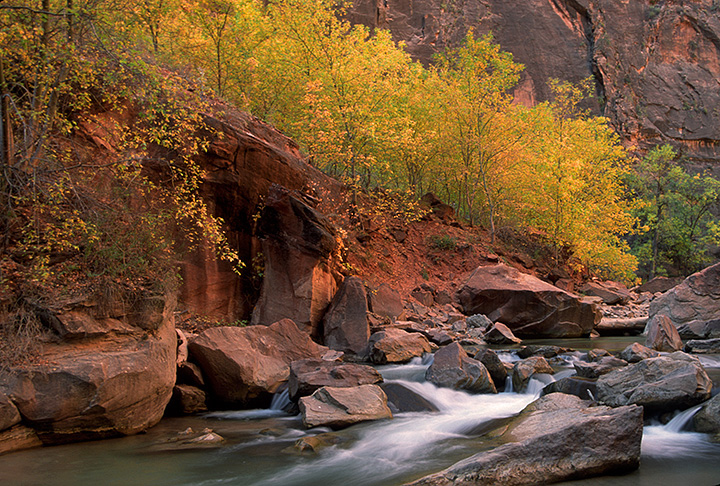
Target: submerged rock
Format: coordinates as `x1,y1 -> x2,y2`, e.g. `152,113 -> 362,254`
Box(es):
425,343 -> 496,394
406,393 -> 643,485
299,385 -> 392,429
597,352 -> 712,414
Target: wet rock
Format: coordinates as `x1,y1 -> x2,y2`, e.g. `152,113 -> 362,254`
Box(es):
407,393 -> 643,486
512,356 -> 555,392
299,385 -> 392,429
368,283 -> 404,321
574,357 -> 628,379
684,338 -> 720,354
381,382 -> 439,413
645,315 -> 683,352
0,425 -> 42,456
483,322 -> 522,345
517,345 -> 571,359
693,393 -> 720,439
322,276 -> 370,357
425,342 -> 496,394
646,262 -> 720,339
597,352 -> 712,414
455,264 -> 600,338
288,359 -> 383,401
251,185 -> 340,339
368,328 -> 432,364
293,433 -> 342,453
542,377 -> 597,401
473,349 -> 507,391
189,319 -> 327,407
619,342 -> 659,363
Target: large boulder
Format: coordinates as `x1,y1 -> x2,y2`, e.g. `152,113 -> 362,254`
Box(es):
368,328 -> 432,364
1,293 -> 176,446
580,281 -> 631,305
646,262 -> 720,338
455,264 -> 600,338
189,319 -> 327,406
645,314 -> 683,352
407,393 -> 643,486
288,359 -> 383,401
619,342 -> 659,363
251,185 -> 340,339
299,385 -> 392,429
597,352 -> 712,414
425,343 -> 496,394
322,276 -> 370,357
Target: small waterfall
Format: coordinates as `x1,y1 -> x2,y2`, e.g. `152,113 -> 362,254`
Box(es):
663,405 -> 702,433
270,388 -> 292,411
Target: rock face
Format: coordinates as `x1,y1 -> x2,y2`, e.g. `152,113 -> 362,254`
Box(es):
647,262 -> 720,337
348,0 -> 720,166
322,276 -> 370,357
645,314 -> 683,352
368,328 -> 433,364
425,343 -> 496,394
188,319 -> 327,406
1,292 -> 176,445
299,385 -> 392,429
182,111 -> 339,321
455,265 -> 600,338
407,393 -> 643,486
597,352 -> 712,413
288,359 -> 383,401
251,185 -> 340,339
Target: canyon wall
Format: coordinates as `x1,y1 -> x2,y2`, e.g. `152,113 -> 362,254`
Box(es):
348,0 -> 720,167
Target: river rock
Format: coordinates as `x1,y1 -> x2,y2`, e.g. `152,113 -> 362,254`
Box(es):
288,359 -> 383,401
455,264 -> 600,338
580,281 -> 631,305
677,319 -> 720,339
684,338 -> 720,354
483,322 -> 522,345
368,328 -> 432,364
426,343 -> 496,394
574,357 -> 628,379
407,393 -> 643,486
645,315 -> 683,352
512,356 -> 554,392
250,185 -> 340,339
597,352 -> 712,413
646,262 -> 720,338
0,393 -> 20,432
168,385 -> 208,415
473,349 -> 507,391
322,276 -> 370,357
189,319 -> 327,406
368,283 -> 404,320
587,348 -> 612,361
542,376 -> 597,401
517,345 -> 571,359
619,342 -> 659,363
693,393 -> 720,439
0,425 -> 42,456
299,385 -> 392,429
381,382 -> 439,413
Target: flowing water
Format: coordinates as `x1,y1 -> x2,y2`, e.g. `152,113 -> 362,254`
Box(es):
1,338 -> 719,486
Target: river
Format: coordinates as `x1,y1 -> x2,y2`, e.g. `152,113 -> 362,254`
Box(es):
0,337 -> 718,486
